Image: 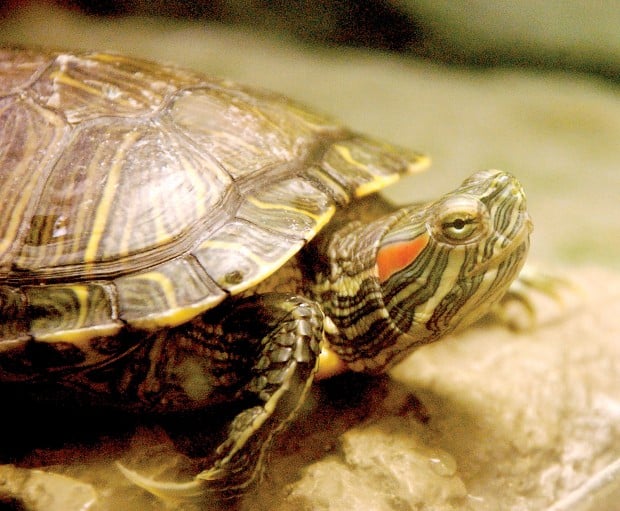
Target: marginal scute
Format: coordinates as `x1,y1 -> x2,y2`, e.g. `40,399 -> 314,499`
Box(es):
24,282 -> 121,342
320,136 -> 430,198
237,178 -> 335,239
115,255 -> 226,329
304,165 -> 353,207
0,285 -> 28,342
193,220 -> 304,294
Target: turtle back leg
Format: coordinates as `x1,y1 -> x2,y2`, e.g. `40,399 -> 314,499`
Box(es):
119,293 -> 323,499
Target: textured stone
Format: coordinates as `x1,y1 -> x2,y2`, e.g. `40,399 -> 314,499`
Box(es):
257,268 -> 620,511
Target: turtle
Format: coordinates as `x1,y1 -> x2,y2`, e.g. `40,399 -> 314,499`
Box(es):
0,48 -> 532,500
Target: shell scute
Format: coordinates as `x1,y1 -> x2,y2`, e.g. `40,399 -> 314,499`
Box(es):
30,51 -> 203,123
236,177 -> 335,239
0,48 -> 428,352
192,219 -> 304,294
13,117 -> 232,280
319,136 -> 429,201
115,255 -> 226,329
0,94 -> 67,277
24,282 -> 121,342
168,86 -> 339,180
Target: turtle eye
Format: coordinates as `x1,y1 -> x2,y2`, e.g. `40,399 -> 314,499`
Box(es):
431,196 -> 488,244
441,214 -> 478,241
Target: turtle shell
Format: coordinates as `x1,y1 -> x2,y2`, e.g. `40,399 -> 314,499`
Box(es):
0,48 -> 428,351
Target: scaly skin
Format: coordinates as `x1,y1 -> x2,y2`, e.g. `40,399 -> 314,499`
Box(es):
311,170 -> 531,373
117,170 -> 531,499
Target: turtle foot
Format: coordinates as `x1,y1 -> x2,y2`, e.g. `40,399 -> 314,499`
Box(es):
492,264 -> 582,331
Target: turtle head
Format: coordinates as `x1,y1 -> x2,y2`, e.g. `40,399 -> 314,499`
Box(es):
320,170 -> 531,373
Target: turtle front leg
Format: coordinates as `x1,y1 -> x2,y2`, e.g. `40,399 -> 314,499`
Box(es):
196,294 -> 324,493
119,293 -> 324,500
489,265 -> 580,331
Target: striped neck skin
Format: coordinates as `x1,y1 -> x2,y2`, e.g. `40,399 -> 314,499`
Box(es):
316,170 -> 531,374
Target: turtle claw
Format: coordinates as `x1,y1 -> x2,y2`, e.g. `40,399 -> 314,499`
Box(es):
116,461 -> 206,500
194,466 -> 226,483
492,265 -> 580,331
512,265 -> 578,300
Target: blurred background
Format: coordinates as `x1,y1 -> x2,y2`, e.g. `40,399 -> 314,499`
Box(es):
3,0 -> 620,79
1,0 -> 618,269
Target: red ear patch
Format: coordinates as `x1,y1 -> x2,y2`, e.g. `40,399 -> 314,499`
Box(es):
376,233 -> 429,283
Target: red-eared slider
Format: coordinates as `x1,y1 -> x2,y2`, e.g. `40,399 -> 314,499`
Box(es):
0,48 -> 531,499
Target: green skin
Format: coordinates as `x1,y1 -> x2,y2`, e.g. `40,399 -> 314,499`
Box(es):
108,169 -> 531,498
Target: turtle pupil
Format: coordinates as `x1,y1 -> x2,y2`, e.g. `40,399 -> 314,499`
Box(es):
438,215 -> 479,243
450,218 -> 466,230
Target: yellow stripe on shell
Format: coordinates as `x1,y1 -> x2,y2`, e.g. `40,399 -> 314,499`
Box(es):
129,297 -> 226,330
28,283 -> 122,343
152,199 -> 171,249
405,153 -> 432,174
137,270 -> 179,309
0,102 -> 65,260
206,129 -> 264,155
118,270 -> 227,329
247,104 -> 283,132
332,143 -> 370,171
49,70 -> 102,97
354,173 -> 401,198
332,144 -> 431,198
84,130 -> 140,263
89,53 -> 135,65
354,153 -> 430,197
179,155 -> 210,218
72,285 -> 91,329
246,196 -> 336,226
308,167 -> 351,204
72,145 -> 104,257
49,69 -> 144,109
0,185 -> 31,256
198,239 -> 266,267
35,322 -> 122,343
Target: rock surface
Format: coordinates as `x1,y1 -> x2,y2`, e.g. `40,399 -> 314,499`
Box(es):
257,267 -> 620,511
